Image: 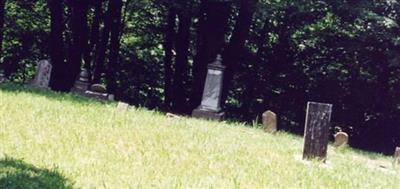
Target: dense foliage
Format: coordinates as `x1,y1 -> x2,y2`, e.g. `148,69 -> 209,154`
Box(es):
1,0 -> 400,154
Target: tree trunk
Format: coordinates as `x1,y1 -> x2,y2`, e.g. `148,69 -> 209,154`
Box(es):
48,0 -> 69,91
93,0 -> 110,84
163,8 -> 177,111
66,0 -> 89,89
84,0 -> 102,82
221,0 -> 256,106
240,19 -> 270,121
189,0 -> 232,110
106,0 -> 123,95
0,0 -> 6,62
172,12 -> 191,113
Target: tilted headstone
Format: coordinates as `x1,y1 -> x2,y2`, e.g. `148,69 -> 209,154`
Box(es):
116,101 -> 129,112
30,60 -> 52,89
262,110 -> 277,133
72,69 -> 90,94
83,83 -> 115,101
90,84 -> 107,93
334,131 -> 349,147
303,102 -> 333,162
192,54 -> 225,120
394,147 -> 400,165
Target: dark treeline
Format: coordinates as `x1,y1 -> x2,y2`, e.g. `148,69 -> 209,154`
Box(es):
0,0 -> 400,154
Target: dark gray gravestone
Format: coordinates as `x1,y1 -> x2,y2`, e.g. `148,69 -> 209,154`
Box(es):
72,69 -> 90,94
303,102 -> 333,162
192,55 -> 225,120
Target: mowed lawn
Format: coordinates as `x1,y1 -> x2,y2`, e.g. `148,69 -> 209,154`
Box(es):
0,84 -> 399,189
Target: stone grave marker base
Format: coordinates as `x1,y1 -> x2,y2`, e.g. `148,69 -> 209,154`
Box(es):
192,108 -> 224,121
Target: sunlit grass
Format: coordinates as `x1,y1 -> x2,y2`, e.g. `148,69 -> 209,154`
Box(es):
0,83 -> 399,188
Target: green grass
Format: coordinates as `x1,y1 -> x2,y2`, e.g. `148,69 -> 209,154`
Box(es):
0,83 -> 399,189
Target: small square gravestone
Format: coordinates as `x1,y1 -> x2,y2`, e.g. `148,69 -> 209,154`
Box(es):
30,60 -> 52,89
334,131 -> 349,147
303,102 -> 333,162
116,101 -> 129,112
262,110 -> 277,133
192,55 -> 225,120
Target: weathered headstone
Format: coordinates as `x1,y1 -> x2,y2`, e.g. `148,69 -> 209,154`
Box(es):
72,69 -> 90,94
84,91 -> 109,100
90,84 -> 107,93
83,83 -> 115,101
192,55 -> 225,120
334,131 -> 349,147
394,147 -> 400,165
30,60 -> 52,89
303,102 -> 333,162
262,110 -> 277,133
117,101 -> 129,112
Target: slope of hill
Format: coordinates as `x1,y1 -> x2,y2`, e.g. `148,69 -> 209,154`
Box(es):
0,84 -> 399,189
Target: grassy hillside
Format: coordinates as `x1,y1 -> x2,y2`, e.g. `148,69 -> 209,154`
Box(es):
0,84 -> 399,189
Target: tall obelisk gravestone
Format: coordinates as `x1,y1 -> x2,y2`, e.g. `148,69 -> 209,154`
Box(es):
303,102 -> 333,162
192,55 -> 225,120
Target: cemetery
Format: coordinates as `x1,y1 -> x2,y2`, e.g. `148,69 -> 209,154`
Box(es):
1,0 -> 400,188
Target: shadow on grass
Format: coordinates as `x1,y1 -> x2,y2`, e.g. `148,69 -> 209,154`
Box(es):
0,82 -> 111,106
0,157 -> 74,189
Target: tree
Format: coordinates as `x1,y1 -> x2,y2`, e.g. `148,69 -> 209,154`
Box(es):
48,0 -> 68,91
221,0 -> 256,105
163,6 -> 176,110
106,0 -> 123,94
171,7 -> 192,113
84,0 -> 103,81
93,0 -> 110,84
0,0 -> 6,61
66,0 -> 90,89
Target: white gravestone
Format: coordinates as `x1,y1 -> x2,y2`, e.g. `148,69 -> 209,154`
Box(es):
31,60 -> 52,89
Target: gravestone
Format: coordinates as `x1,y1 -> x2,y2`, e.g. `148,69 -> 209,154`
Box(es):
90,84 -> 107,93
72,69 -> 90,94
192,55 -> 225,120
303,102 -> 333,162
0,70 -> 6,83
394,147 -> 400,165
30,60 -> 52,89
84,91 -> 109,100
334,131 -> 349,147
84,83 -> 115,101
108,94 -> 115,101
262,110 -> 277,133
117,102 -> 129,112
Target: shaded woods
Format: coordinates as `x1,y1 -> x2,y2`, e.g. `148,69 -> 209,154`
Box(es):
0,0 -> 400,154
